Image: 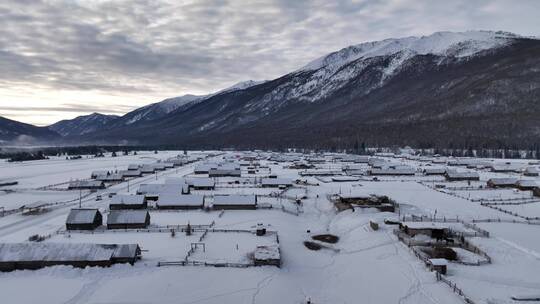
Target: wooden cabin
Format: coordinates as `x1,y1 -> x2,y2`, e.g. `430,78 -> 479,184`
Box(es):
66,208 -> 102,230
107,210 -> 150,229
486,178 -> 518,189
156,194 -> 204,210
444,170 -> 480,182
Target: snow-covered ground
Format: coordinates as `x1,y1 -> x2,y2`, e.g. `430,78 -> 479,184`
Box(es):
0,151 -> 539,303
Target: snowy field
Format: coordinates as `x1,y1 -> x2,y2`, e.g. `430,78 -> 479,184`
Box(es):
0,151 -> 540,303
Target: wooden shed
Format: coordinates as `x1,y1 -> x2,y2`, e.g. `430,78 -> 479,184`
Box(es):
0,243 -> 141,272
428,258 -> 447,275
253,245 -> 281,267
107,210 -> 150,229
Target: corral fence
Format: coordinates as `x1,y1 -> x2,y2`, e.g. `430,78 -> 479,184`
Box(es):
394,229 -> 480,304
401,215 -> 490,238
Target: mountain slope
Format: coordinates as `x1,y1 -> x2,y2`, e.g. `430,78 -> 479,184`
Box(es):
49,113 -> 119,137
78,31 -> 540,149
103,80 -> 266,129
0,116 -> 60,144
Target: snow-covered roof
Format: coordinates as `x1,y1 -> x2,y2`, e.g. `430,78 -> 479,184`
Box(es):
188,177 -> 215,188
137,183 -> 179,195
254,245 -> 280,260
66,208 -> 100,224
213,195 -> 257,206
127,164 -> 140,170
445,170 -> 479,179
0,243 -> 111,262
157,194 -> 204,207
0,243 -> 139,262
369,168 -> 415,175
261,178 -> 292,186
119,169 -> 141,177
428,258 -> 448,266
107,210 -> 149,224
68,180 -> 104,188
331,176 -> 360,182
111,194 -> 146,205
516,180 -> 539,188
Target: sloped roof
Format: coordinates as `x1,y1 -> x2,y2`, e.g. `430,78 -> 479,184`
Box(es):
111,194 -> 146,205
0,243 -> 114,262
213,195 -> 256,206
107,210 -> 149,224
157,194 -> 204,207
66,208 -> 100,224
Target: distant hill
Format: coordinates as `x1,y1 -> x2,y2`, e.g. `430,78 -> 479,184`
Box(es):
48,113 -> 119,137
0,116 -> 60,144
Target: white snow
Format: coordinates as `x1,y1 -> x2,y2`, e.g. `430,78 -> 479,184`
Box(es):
1,151 -> 540,304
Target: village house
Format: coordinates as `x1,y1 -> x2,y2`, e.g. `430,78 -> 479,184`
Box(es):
95,174 -> 124,183
490,163 -> 523,173
524,167 -> 539,177
156,194 -> 205,210
188,177 -> 215,190
110,194 -> 148,210
140,165 -> 157,174
127,164 -> 140,171
212,194 -> 257,210
368,167 -> 416,176
208,164 -> 242,177
444,170 -> 480,182
0,243 -> 141,272
66,208 -> 102,230
137,184 -> 179,201
91,170 -> 109,179
119,169 -> 142,178
107,210 -> 151,229
515,180 -> 539,191
423,168 -> 447,176
261,178 -> 293,188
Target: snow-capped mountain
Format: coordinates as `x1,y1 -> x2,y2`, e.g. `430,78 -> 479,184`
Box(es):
48,113 -> 119,137
46,31 -> 540,148
105,80 -> 267,128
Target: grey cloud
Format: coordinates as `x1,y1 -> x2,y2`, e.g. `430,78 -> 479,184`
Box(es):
0,0 -> 539,123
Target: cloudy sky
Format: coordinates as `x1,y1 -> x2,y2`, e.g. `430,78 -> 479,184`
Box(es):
1,0 -> 539,126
